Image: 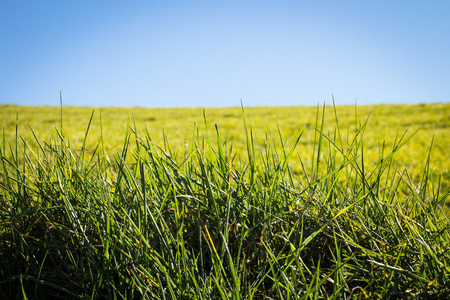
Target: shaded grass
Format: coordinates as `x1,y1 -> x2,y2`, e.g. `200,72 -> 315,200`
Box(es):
0,104 -> 449,299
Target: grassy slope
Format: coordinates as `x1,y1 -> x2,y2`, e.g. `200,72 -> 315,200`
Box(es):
1,103 -> 450,298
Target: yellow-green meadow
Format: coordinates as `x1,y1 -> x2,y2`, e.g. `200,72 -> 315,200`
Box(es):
2,103 -> 449,193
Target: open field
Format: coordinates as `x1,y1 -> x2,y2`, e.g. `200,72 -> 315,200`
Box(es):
1,103 -> 450,298
1,103 -> 450,193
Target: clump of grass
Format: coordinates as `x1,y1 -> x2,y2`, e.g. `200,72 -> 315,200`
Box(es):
0,104 -> 449,299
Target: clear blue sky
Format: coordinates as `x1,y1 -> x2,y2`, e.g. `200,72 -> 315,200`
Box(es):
1,1 -> 449,107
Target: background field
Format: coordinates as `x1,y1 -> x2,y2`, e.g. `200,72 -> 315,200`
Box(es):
1,102 -> 449,198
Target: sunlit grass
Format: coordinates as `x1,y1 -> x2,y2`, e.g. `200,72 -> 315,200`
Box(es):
1,102 -> 449,192
0,103 -> 449,298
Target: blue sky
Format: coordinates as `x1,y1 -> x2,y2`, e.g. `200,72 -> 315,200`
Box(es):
1,1 -> 449,107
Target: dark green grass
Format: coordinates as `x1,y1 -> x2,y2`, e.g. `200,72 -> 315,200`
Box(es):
1,105 -> 449,299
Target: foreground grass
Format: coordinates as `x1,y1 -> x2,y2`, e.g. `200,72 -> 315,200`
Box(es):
1,105 -> 450,298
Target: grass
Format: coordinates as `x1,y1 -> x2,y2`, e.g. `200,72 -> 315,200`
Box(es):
1,103 -> 450,299
1,102 -> 449,195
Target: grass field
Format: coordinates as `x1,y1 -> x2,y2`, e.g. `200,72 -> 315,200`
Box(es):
1,102 -> 450,298
1,103 -> 449,191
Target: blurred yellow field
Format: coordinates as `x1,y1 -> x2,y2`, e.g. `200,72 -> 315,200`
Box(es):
2,103 -> 449,189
